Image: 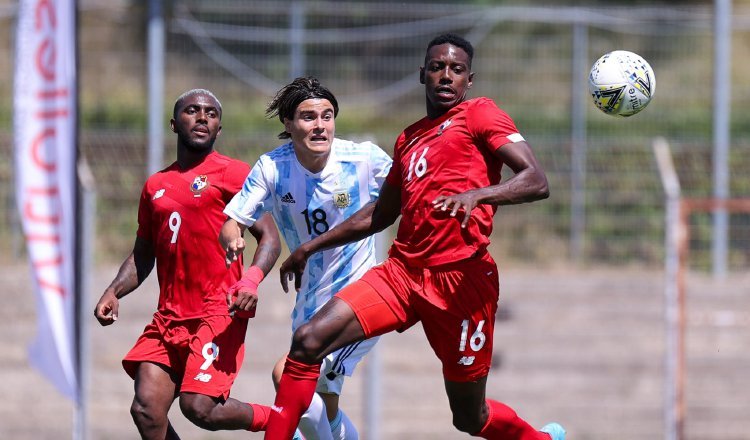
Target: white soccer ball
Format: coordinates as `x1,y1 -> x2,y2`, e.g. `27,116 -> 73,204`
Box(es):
589,50 -> 655,117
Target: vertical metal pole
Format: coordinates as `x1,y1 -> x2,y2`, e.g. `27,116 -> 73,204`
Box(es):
675,202 -> 687,440
9,7 -> 21,258
363,231 -> 387,440
664,196 -> 681,440
712,0 -> 732,277
148,0 -> 165,175
653,138 -> 683,440
570,22 -> 588,262
76,159 -> 96,440
289,1 -> 306,79
73,2 -> 85,438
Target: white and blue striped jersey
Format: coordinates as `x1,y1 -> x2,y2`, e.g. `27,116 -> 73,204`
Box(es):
225,138 -> 392,331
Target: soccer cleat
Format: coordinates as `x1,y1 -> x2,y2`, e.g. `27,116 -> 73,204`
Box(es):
540,422 -> 566,440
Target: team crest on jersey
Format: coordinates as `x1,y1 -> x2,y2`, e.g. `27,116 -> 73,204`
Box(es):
190,175 -> 209,197
333,191 -> 351,208
437,118 -> 452,135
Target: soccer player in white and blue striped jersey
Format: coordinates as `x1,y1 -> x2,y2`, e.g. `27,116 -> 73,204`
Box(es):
220,77 -> 391,440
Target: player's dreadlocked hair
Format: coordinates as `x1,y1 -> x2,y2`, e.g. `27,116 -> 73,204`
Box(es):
266,76 -> 339,139
424,33 -> 474,68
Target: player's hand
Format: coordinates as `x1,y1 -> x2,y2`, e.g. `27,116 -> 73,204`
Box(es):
94,290 -> 119,326
279,246 -> 308,293
224,236 -> 246,268
432,191 -> 480,229
226,280 -> 258,319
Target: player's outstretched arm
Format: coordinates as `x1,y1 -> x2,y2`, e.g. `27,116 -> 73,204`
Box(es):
243,213 -> 281,277
225,213 -> 282,316
220,217 -> 248,268
433,140 -> 549,228
280,182 -> 401,292
94,236 -> 155,326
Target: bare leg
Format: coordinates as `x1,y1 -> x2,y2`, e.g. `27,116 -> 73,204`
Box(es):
179,392 -> 254,430
271,355 -> 285,389
319,392 -> 339,422
445,376 -> 490,434
446,377 -> 549,439
289,298 -> 367,364
165,422 -> 180,440
131,362 -> 180,440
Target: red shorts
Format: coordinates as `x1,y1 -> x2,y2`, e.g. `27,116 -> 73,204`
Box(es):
336,251 -> 499,382
123,313 -> 248,400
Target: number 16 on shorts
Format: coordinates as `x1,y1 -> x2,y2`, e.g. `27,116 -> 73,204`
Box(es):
457,319 -> 485,365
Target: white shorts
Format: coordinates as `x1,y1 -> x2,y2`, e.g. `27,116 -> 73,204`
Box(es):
316,336 -> 379,395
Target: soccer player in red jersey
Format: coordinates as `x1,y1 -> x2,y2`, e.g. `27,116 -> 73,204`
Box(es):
266,34 -> 567,440
94,89 -> 282,440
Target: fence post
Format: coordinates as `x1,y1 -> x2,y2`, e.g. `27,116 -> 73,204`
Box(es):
148,0 -> 165,175
712,0 -> 732,278
362,230 -> 388,440
570,21 -> 588,262
289,1 -> 306,80
653,137 -> 684,440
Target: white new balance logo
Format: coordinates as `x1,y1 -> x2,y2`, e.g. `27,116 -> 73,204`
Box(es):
280,192 -> 295,203
457,356 -> 475,366
194,372 -> 213,383
271,405 -> 284,414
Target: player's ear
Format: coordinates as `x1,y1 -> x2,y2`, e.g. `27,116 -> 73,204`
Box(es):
283,117 -> 293,133
468,71 -> 474,88
169,119 -> 177,133
216,124 -> 222,137
419,66 -> 426,84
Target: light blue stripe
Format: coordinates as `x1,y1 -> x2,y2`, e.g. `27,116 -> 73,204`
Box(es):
304,175 -> 325,321
275,160 -> 301,250
340,162 -> 360,219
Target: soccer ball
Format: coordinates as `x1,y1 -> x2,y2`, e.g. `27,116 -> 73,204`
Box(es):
588,50 -> 655,117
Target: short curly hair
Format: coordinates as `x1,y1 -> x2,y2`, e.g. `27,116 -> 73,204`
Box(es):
424,33 -> 474,68
173,88 -> 222,119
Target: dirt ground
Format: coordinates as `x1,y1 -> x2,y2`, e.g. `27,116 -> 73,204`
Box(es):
2,263 -> 749,440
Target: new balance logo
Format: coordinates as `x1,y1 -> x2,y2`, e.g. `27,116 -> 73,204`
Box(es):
457,356 -> 475,366
271,405 -> 284,414
194,372 -> 213,383
153,189 -> 165,200
280,192 -> 296,204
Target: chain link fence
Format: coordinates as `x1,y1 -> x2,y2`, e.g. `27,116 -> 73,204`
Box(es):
1,1 -> 749,270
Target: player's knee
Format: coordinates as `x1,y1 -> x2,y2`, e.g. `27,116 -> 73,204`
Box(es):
130,398 -> 165,429
289,323 -> 326,363
179,393 -> 219,430
129,400 -> 146,425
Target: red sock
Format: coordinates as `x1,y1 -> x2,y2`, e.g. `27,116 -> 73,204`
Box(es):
264,356 -> 321,440
248,403 -> 271,432
475,399 -> 549,440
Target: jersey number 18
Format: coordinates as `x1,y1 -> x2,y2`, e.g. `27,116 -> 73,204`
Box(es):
302,208 -> 329,235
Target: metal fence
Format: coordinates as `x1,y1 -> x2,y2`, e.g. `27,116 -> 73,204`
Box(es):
1,1 -> 749,270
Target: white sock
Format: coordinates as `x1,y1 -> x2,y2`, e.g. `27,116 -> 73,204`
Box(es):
298,393 -> 334,440
330,409 -> 359,440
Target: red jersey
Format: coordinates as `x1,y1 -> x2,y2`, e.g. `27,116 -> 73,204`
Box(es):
385,97 -> 524,267
137,151 -> 251,320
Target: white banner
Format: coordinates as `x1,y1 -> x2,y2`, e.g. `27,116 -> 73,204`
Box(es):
14,0 -> 79,402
